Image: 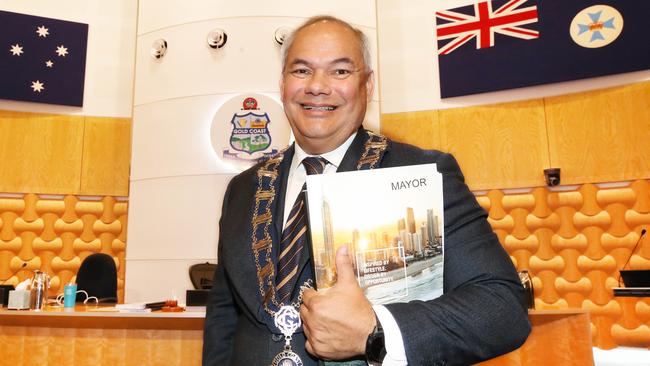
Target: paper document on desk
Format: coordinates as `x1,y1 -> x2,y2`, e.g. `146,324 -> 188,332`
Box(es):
119,308 -> 152,313
116,302 -> 145,310
86,306 -> 119,312
115,303 -> 151,312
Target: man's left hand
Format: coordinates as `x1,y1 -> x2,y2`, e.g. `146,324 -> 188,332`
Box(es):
301,245 -> 376,360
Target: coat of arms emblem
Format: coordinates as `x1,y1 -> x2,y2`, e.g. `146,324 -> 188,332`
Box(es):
212,94 -> 290,171
229,112 -> 272,154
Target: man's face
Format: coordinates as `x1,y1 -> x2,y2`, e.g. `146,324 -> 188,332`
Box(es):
280,21 -> 374,155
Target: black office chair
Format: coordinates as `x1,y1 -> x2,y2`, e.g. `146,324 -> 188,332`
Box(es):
188,262 -> 217,290
76,253 -> 118,303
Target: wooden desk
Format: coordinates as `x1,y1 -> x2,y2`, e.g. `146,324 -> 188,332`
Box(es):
476,309 -> 594,366
0,305 -> 204,366
1,307 -> 593,365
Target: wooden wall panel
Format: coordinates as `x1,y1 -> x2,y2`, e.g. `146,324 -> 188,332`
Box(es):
380,110 -> 441,150
0,111 -> 84,194
0,110 -> 130,305
477,181 -> 650,349
545,82 -> 650,185
80,117 -> 132,196
438,100 -> 550,190
0,110 -> 131,197
0,194 -> 127,303
379,82 -> 650,349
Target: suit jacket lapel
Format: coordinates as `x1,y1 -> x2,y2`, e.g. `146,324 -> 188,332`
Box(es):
337,128 -> 369,172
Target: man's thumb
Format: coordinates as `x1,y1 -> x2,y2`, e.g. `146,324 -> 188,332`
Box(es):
335,245 -> 356,283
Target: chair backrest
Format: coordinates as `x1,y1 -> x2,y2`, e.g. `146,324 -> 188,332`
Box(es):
188,262 -> 217,290
76,253 -> 118,303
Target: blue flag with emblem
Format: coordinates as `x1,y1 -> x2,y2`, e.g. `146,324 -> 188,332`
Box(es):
0,10 -> 88,106
435,0 -> 650,98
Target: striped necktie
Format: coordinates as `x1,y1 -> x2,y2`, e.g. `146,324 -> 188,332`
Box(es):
276,156 -> 328,303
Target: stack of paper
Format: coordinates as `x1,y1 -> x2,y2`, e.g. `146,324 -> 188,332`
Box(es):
115,303 -> 151,313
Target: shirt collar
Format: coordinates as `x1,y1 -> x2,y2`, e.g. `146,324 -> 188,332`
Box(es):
291,132 -> 357,172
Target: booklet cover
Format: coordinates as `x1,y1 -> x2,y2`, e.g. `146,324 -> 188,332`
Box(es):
305,163 -> 444,304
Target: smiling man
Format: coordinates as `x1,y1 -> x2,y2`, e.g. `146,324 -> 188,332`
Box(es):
279,19 -> 373,156
203,16 -> 530,366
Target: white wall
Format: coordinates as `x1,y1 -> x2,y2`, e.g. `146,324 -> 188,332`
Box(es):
126,0 -> 379,303
593,347 -> 650,366
376,0 -> 650,113
0,1 -> 137,118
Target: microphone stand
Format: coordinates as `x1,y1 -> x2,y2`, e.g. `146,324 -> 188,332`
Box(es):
618,229 -> 647,287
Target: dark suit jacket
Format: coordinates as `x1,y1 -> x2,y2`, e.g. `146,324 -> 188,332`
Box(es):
203,128 -> 531,366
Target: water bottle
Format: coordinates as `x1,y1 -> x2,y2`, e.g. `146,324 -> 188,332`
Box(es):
30,270 -> 50,311
64,283 -> 77,309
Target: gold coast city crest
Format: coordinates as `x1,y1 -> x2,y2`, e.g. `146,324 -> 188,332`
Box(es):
211,93 -> 291,171
229,97 -> 272,154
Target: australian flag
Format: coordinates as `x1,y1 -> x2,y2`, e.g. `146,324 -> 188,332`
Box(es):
435,0 -> 650,98
0,11 -> 88,106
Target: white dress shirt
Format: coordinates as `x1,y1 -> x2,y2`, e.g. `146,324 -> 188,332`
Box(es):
284,134 -> 408,365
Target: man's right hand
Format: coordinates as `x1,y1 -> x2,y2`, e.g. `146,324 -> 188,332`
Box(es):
300,245 -> 376,360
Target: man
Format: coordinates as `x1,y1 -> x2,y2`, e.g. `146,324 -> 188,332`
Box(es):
203,16 -> 530,366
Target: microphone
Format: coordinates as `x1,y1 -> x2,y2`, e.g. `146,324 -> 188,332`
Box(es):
618,229 -> 647,287
0,262 -> 27,283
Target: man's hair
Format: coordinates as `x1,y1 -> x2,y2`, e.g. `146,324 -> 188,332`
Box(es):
280,15 -> 372,74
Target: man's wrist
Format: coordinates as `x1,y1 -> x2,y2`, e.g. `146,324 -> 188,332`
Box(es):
365,312 -> 386,365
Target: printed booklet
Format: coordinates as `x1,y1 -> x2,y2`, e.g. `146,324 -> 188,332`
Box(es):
305,163 -> 444,304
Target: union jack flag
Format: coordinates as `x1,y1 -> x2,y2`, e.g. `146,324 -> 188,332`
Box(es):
436,0 -> 539,55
